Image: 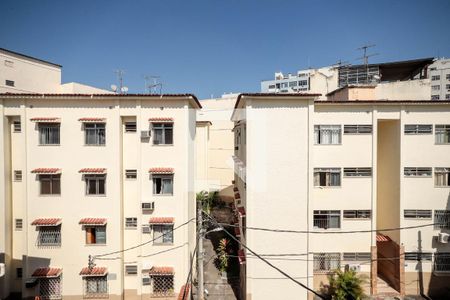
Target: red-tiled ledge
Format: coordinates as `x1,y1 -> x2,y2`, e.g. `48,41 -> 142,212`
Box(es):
79,218 -> 107,226
31,218 -> 62,226
149,117 -> 174,122
237,206 -> 246,217
238,249 -> 246,265
78,117 -> 106,122
178,284 -> 191,300
149,217 -> 174,224
234,193 -> 241,200
30,117 -> 60,123
32,267 -> 62,278
148,266 -> 174,275
233,187 -> 238,192
149,167 -> 174,174
79,168 -> 107,174
79,267 -> 107,276
31,168 -> 61,174
376,233 -> 391,242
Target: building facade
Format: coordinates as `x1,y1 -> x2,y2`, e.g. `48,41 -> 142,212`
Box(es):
232,93 -> 450,300
0,93 -> 199,299
429,59 -> 450,100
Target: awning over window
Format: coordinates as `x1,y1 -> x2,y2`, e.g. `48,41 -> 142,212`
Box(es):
149,217 -> 174,225
149,117 -> 174,123
79,218 -> 107,226
237,206 -> 246,217
149,167 -> 174,174
31,168 -> 61,174
30,117 -> 61,123
31,218 -> 62,226
148,266 -> 174,276
79,168 -> 107,174
238,249 -> 246,265
32,267 -> 62,278
376,233 -> 391,242
78,117 -> 106,123
79,267 -> 107,277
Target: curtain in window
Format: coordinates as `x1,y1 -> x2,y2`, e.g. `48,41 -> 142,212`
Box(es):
315,126 -> 341,144
95,227 -> 106,244
154,128 -> 163,144
162,178 -> 173,194
39,125 -> 60,145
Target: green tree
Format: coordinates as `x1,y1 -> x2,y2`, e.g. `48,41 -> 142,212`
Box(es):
328,268 -> 366,300
196,190 -> 220,213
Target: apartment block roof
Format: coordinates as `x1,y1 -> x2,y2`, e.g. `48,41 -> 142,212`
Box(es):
316,100 -> 450,105
0,48 -> 62,68
234,93 -> 321,109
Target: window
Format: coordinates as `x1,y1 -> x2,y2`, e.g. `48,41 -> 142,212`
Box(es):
299,80 -> 308,86
151,275 -> 174,296
5,80 -> 14,87
404,167 -> 432,177
447,84 -> 450,90
38,123 -> 60,145
85,226 -> 106,244
39,277 -> 62,299
153,175 -> 173,195
446,74 -> 450,80
435,125 -> 450,144
125,265 -> 137,275
125,217 -> 137,229
15,219 -> 23,230
153,225 -> 174,244
268,84 -> 276,89
404,124 -> 432,134
313,210 -> 340,229
83,276 -> 108,297
343,210 -> 371,219
314,168 -> 341,187
432,85 -> 440,91
343,124 -> 372,134
85,175 -> 106,195
16,268 -> 22,278
37,226 -> 61,246
435,168 -> 450,187
313,253 -> 340,272
343,168 -> 372,177
288,81 -> 297,87
404,210 -> 432,219
446,94 -> 450,100
405,252 -> 432,261
343,253 -> 371,261
14,170 -> 22,181
13,121 -> 21,133
39,175 -> 61,195
125,169 -> 137,179
432,75 -> 441,81
84,123 -> 106,145
281,82 -> 288,88
431,95 -> 440,100
434,210 -> 450,229
434,253 -> 450,272
124,122 -> 137,132
152,123 -> 173,145
314,125 -> 341,145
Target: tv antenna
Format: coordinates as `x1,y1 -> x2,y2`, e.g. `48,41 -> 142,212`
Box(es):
144,75 -> 162,94
357,44 -> 379,65
111,69 -> 129,94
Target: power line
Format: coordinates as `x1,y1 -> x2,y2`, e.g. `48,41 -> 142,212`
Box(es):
182,235 -> 199,300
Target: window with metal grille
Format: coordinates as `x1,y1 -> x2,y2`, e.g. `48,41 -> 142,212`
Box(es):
314,168 -> 341,187
343,210 -> 371,219
37,226 -> 61,247
404,167 -> 432,177
313,210 -> 340,229
404,124 -> 433,134
313,253 -> 340,272
83,276 -> 108,297
151,275 -> 174,297
343,252 -> 371,262
405,252 -> 432,261
125,218 -> 137,229
343,125 -> 372,134
153,225 -> 174,244
84,123 -> 106,145
14,170 -> 22,181
85,175 -> 106,195
125,169 -> 137,179
299,80 -> 308,86
434,253 -> 450,272
39,277 -> 62,300
16,268 -> 22,278
152,123 -> 173,145
434,210 -> 450,229
13,121 -> 21,133
39,175 -> 61,195
435,125 -> 450,144
38,123 -> 60,145
404,210 -> 432,219
5,80 -> 14,87
85,226 -> 106,245
124,122 -> 137,133
343,168 -> 372,177
15,219 -> 23,230
125,265 -> 137,275
288,81 -> 297,87
153,175 -> 173,195
314,125 -> 341,145
435,168 -> 450,187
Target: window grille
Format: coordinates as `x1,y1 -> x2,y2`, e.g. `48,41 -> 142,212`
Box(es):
343,168 -> 372,177
404,124 -> 433,135
314,168 -> 341,187
151,275 -> 174,297
85,175 -> 106,195
152,123 -> 173,145
153,225 -> 174,244
405,252 -> 432,261
83,276 -> 108,298
14,170 -> 22,181
125,169 -> 137,179
39,123 -> 60,145
435,125 -> 450,144
404,167 -> 432,177
125,218 -> 137,229
13,121 -> 21,133
314,125 -> 341,145
343,210 -> 371,219
435,168 -> 450,187
15,219 -> 23,230
125,265 -> 137,275
39,276 -> 62,300
434,253 -> 450,272
313,253 -> 340,272
39,175 -> 61,195
434,210 -> 450,229
37,226 -> 61,247
153,175 -> 173,195
343,125 -> 372,134
85,123 -> 106,145
313,210 -> 340,229
124,122 -> 137,133
343,252 -> 371,261
404,210 -> 432,219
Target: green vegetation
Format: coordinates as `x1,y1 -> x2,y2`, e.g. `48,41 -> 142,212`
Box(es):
328,268 -> 366,300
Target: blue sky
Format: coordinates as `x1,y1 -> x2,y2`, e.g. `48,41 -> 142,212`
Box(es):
1,0 -> 449,99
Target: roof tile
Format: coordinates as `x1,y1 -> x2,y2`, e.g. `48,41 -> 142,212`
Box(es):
149,167 -> 174,174
79,218 -> 107,225
31,168 -> 61,174
32,267 -> 62,278
79,168 -> 107,174
79,267 -> 107,276
148,266 -> 174,275
149,217 -> 174,224
31,218 -> 61,226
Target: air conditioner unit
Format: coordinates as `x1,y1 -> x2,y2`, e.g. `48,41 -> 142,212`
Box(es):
142,202 -> 155,213
438,232 -> 449,244
142,224 -> 151,234
142,277 -> 151,286
140,130 -> 150,138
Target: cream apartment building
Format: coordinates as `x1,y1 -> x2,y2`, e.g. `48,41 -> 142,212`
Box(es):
231,93 -> 450,300
0,93 -> 200,299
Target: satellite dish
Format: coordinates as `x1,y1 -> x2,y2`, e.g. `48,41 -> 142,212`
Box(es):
110,84 -> 117,92
121,87 -> 129,93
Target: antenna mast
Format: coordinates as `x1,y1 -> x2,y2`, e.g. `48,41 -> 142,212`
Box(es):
144,75 -> 163,94
111,70 -> 128,94
357,44 -> 379,84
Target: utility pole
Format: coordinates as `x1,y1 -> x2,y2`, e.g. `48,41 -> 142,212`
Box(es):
197,198 -> 205,300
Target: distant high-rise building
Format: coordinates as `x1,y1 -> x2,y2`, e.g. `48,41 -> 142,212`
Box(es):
429,58 -> 450,100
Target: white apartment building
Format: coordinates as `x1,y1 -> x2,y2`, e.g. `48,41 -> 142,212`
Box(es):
0,93 -> 200,299
429,58 -> 450,100
232,93 -> 450,300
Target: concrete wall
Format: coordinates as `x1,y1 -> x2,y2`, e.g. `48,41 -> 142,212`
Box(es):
375,80 -> 431,100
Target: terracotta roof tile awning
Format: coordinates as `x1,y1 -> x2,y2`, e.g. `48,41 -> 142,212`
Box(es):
233,187 -> 238,192
148,266 -> 174,276
376,233 -> 392,242
234,193 -> 241,200
238,249 -> 246,265
31,218 -> 62,226
149,117 -> 174,123
79,168 -> 107,174
149,167 -> 174,174
178,284 -> 191,300
79,267 -> 108,276
31,168 -> 61,174
78,117 -> 106,123
32,267 -> 62,278
79,218 -> 107,226
237,206 -> 246,217
149,217 -> 174,225
30,117 -> 61,123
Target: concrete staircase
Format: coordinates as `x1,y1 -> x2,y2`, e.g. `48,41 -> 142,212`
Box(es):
375,276 -> 400,299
